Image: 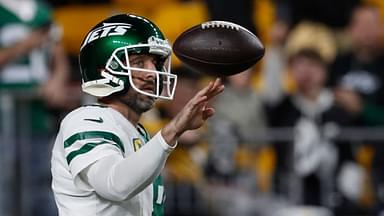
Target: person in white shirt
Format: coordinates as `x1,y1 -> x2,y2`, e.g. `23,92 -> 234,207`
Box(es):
51,14 -> 224,216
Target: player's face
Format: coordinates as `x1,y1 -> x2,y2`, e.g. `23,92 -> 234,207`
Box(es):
119,54 -> 159,114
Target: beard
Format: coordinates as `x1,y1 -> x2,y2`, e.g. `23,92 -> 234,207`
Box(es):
119,88 -> 156,115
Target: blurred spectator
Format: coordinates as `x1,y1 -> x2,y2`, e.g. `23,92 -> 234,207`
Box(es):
205,68 -> 270,215
262,21 -> 337,104
264,22 -> 363,215
0,0 -> 76,215
260,19 -> 290,104
329,4 -> 384,125
328,4 -> 384,213
206,69 -> 267,181
266,48 -> 365,215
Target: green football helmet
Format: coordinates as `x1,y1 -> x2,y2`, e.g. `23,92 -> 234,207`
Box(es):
79,14 -> 177,100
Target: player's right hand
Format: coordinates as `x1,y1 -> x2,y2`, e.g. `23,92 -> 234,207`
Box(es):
161,78 -> 224,146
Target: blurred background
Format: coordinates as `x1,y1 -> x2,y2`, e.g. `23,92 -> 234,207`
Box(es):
1,0 -> 384,215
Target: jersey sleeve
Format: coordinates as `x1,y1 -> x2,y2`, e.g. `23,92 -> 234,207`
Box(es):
80,131 -> 175,202
61,107 -> 125,183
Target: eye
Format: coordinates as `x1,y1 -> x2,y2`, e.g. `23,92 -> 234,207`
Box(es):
131,59 -> 144,68
152,58 -> 158,66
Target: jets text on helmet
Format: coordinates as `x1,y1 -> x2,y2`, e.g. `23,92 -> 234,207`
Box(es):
80,23 -> 132,50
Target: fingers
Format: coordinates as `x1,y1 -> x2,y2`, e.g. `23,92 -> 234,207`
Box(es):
173,79 -> 222,134
196,80 -> 215,98
196,78 -> 224,99
191,95 -> 208,107
202,107 -> 215,120
210,78 -> 223,92
184,78 -> 224,117
206,78 -> 225,100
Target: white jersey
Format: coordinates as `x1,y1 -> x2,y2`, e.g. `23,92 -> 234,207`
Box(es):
51,104 -> 168,216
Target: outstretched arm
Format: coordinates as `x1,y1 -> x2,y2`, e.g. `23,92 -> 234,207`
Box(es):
0,27 -> 50,66
81,78 -> 224,201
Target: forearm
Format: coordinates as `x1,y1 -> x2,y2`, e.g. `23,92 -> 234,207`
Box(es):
82,132 -> 175,201
0,27 -> 50,67
260,46 -> 285,105
0,41 -> 34,66
50,43 -> 70,81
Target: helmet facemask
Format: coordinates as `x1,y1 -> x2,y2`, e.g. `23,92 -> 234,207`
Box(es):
99,40 -> 177,100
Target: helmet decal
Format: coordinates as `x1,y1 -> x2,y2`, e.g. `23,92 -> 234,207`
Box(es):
80,23 -> 132,50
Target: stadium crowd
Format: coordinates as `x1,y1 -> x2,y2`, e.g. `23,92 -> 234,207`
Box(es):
1,0 -> 384,215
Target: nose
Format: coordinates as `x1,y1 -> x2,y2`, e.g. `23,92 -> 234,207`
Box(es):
143,59 -> 156,80
144,71 -> 156,81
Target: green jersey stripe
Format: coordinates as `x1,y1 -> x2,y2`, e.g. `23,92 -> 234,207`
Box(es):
66,141 -> 122,164
64,131 -> 125,153
152,175 -> 164,216
137,123 -> 150,142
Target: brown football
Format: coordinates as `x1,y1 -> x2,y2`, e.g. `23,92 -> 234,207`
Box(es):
173,21 -> 265,76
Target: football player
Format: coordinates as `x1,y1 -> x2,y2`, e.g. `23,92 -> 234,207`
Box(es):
51,14 -> 224,216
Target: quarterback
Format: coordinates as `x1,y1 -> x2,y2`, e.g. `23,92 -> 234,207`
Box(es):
51,14 -> 224,216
